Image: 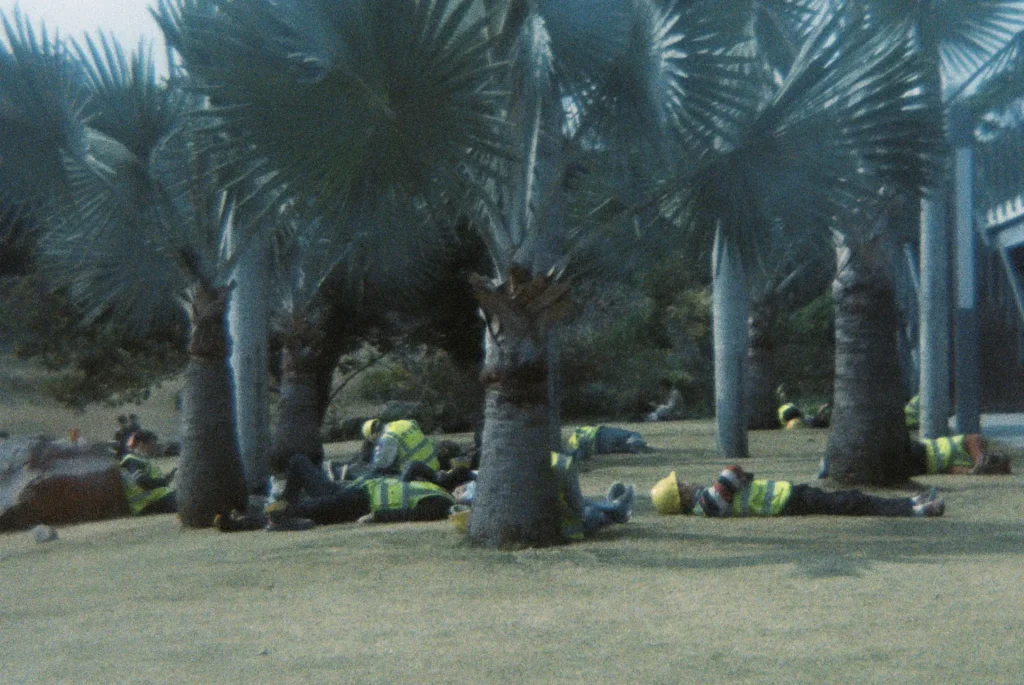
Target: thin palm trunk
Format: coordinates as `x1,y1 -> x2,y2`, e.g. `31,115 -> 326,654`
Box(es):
918,191 -> 951,438
176,284 -> 248,527
825,240 -> 914,485
229,240 -> 272,491
712,227 -> 749,459
270,350 -> 325,473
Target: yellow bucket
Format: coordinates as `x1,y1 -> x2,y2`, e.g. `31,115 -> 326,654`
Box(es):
448,505 -> 471,533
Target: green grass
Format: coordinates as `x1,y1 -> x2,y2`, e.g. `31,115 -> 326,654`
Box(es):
3,355 -> 1024,684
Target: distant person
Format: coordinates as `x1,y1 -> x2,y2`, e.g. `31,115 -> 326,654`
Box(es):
119,430 -> 177,515
817,434 -> 1013,479
646,379 -> 685,422
114,414 -> 142,457
777,402 -> 831,429
651,465 -> 944,518
565,425 -> 647,461
905,395 -> 920,429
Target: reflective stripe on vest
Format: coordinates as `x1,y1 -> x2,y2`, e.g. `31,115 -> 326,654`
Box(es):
732,480 -> 792,517
921,436 -> 971,474
119,455 -> 170,515
567,426 -> 599,459
778,403 -> 800,426
551,452 -> 584,540
385,420 -> 439,470
364,478 -> 452,513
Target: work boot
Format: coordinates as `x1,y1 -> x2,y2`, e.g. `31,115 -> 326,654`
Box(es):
607,482 -> 627,502
913,498 -> 945,517
625,435 -> 647,453
213,509 -> 266,532
264,508 -> 315,532
610,484 -> 634,524
911,487 -> 938,506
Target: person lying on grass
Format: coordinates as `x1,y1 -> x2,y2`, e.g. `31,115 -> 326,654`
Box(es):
565,425 -> 648,461
651,465 -> 945,518
817,434 -> 1014,479
216,453 -> 455,532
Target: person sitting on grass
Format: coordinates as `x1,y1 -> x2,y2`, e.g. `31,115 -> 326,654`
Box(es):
452,451 -> 635,540
817,434 -> 1013,479
645,378 -> 685,422
217,453 -> 456,532
360,418 -> 440,476
651,465 -> 945,518
565,425 -> 647,461
119,430 -> 177,516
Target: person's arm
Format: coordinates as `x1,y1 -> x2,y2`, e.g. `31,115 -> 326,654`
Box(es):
370,435 -> 399,472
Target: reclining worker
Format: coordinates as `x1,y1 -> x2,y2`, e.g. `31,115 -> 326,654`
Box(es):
219,453 -> 456,531
778,402 -> 831,429
565,425 -> 647,461
120,430 -> 177,515
651,464 -> 945,519
360,418 -> 440,476
817,434 -> 1013,479
453,451 -> 635,540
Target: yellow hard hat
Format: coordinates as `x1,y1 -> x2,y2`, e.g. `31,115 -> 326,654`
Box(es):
785,417 -> 807,430
778,403 -> 801,425
361,419 -> 381,441
651,472 -> 682,515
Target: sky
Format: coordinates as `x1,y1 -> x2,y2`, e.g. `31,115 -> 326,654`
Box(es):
0,0 -> 168,73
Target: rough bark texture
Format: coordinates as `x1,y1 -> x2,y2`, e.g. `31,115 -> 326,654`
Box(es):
712,231 -> 749,459
269,310 -> 327,472
0,437 -> 128,531
467,267 -> 570,548
825,243 -> 914,485
747,302 -> 780,430
176,286 -> 248,527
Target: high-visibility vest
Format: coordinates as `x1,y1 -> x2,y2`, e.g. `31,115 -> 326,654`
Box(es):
119,454 -> 172,515
905,396 -> 920,428
731,479 -> 792,516
920,436 -> 973,474
566,426 -> 600,460
363,478 -> 453,514
778,403 -> 802,426
383,420 -> 439,470
551,452 -> 584,540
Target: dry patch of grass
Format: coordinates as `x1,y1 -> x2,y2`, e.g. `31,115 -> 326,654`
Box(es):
3,418 -> 1023,684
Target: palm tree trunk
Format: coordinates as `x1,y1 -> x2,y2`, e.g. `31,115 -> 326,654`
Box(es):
467,270 -> 568,548
747,300 -> 779,430
918,191 -> 951,438
712,227 -> 749,458
269,347 -> 325,474
228,240 -> 271,492
176,284 -> 248,527
825,239 -> 914,485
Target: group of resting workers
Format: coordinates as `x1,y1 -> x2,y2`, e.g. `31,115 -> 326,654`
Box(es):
117,403 -> 1014,538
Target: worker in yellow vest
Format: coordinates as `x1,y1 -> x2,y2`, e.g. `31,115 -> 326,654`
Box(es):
651,465 -> 944,518
566,425 -> 646,461
361,418 -> 440,475
817,433 -> 1013,479
218,453 -> 455,531
777,402 -> 832,429
119,430 -> 177,515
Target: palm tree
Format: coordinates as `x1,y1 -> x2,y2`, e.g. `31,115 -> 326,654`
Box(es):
1,17 -> 255,525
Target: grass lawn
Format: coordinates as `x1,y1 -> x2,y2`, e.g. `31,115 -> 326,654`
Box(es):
2,357 -> 1023,683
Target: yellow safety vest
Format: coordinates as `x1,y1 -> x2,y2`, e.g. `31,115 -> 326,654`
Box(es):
119,454 -> 172,516
731,479 -> 792,517
920,436 -> 972,474
566,426 -> 599,460
551,452 -> 584,540
384,420 -> 439,471
363,478 -> 453,513
905,395 -> 920,428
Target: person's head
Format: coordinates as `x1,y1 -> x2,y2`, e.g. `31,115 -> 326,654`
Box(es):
117,414 -> 128,427
127,430 -> 158,455
436,440 -> 464,471
361,419 -> 383,442
650,471 -> 702,515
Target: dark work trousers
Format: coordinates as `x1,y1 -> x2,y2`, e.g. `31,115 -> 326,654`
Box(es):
782,484 -> 914,517
282,454 -> 370,524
